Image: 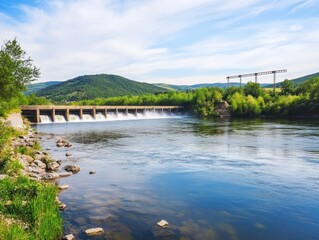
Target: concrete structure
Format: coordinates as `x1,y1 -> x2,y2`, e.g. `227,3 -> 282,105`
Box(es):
21,105 -> 183,123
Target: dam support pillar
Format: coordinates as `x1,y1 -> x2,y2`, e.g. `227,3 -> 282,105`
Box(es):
92,108 -> 96,119
36,109 -> 40,124
79,108 -> 83,120
104,108 -> 108,118
52,108 -> 56,122
65,109 -> 70,122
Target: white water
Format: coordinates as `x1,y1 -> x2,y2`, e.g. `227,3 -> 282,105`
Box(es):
69,114 -> 81,122
54,115 -> 66,122
40,115 -> 52,123
38,111 -> 182,124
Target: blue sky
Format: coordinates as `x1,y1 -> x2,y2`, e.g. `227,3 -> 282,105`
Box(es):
0,0 -> 318,84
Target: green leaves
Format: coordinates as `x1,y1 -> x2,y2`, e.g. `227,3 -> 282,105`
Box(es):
0,38 -> 40,116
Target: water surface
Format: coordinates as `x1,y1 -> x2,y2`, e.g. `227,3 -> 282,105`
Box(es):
35,117 -> 319,240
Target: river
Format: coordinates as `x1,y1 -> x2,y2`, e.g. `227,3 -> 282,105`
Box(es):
35,117 -> 319,240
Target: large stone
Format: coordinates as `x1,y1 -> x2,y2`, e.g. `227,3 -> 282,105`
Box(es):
62,234 -> 75,240
65,153 -> 72,157
20,154 -> 34,164
34,160 -> 46,169
27,165 -> 45,174
84,227 -> 105,236
58,184 -> 69,190
47,162 -> 60,171
64,165 -> 80,173
56,142 -> 64,147
59,172 -> 73,178
157,219 -> 169,227
41,172 -> 59,180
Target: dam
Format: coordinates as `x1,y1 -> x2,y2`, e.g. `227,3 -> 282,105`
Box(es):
21,105 -> 184,123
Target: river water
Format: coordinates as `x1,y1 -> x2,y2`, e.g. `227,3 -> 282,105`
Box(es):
34,117 -> 319,240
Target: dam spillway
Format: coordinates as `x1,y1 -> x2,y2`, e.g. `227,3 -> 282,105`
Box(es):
21,105 -> 184,124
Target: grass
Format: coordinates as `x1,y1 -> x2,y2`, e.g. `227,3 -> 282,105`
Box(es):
0,122 -> 62,240
0,176 -> 62,240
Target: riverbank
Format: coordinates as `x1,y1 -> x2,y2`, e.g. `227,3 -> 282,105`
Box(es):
0,115 -> 62,239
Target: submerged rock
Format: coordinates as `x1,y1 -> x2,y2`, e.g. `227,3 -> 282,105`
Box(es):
89,171 -> 96,174
84,227 -> 105,236
65,153 -> 72,157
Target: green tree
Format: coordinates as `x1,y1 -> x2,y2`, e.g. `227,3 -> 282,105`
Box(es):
281,79 -> 295,95
243,82 -> 264,98
0,38 -> 40,116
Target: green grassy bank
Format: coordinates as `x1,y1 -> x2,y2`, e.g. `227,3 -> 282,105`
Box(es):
0,122 -> 62,240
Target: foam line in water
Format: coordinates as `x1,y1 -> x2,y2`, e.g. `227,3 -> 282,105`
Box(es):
38,111 -> 182,124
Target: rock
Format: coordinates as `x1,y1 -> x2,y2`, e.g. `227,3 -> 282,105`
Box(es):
55,196 -> 61,204
65,153 -> 72,157
58,184 -> 69,190
89,171 -> 96,174
59,172 -> 73,177
157,219 -> 169,227
56,160 -> 62,165
62,234 -> 75,240
65,142 -> 72,147
21,154 -> 34,164
34,160 -> 46,169
64,165 -> 80,173
47,162 -> 60,171
45,147 -> 51,150
41,172 -> 59,180
27,165 -> 45,174
59,203 -> 67,211
84,227 -> 105,236
57,142 -> 65,147
18,135 -> 26,139
0,174 -> 8,180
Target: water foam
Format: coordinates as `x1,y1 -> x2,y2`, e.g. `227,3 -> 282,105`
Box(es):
39,111 -> 182,124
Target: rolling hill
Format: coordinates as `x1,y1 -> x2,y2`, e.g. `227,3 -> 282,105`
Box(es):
267,72 -> 319,88
35,74 -> 166,102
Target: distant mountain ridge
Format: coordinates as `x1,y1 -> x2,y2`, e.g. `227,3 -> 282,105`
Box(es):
25,81 -> 60,95
34,74 -> 166,102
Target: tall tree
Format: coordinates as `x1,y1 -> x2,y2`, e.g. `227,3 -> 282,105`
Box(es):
281,79 -> 295,95
0,38 -> 40,101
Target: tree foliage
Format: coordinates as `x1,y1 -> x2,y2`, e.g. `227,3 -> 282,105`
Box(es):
0,39 -> 40,116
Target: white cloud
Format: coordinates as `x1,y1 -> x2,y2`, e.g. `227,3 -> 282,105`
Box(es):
0,0 -> 318,84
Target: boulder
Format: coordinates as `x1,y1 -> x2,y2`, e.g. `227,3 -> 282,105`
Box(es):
59,172 -> 73,178
56,142 -> 65,147
62,234 -> 75,240
20,154 -> 34,164
65,153 -> 72,157
89,171 -> 96,174
84,228 -> 105,236
64,165 -> 80,173
58,184 -> 69,190
157,219 -> 169,227
56,160 -> 62,165
59,203 -> 67,211
41,172 -> 59,180
27,165 -> 45,174
34,160 -> 46,169
65,142 -> 72,147
47,162 -> 60,171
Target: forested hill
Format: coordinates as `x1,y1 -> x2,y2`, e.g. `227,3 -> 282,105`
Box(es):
35,74 -> 166,102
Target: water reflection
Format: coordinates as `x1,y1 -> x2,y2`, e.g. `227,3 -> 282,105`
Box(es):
35,118 -> 319,240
